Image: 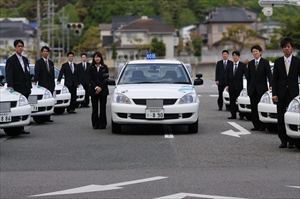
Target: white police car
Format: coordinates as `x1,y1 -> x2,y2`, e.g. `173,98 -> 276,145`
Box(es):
110,59 -> 203,134
1,64 -> 55,124
0,74 -> 31,136
285,95 -> 300,149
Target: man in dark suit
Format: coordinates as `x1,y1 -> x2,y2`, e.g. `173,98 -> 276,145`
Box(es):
225,51 -> 247,119
215,50 -> 232,111
57,52 -> 80,114
247,45 -> 272,131
32,46 -> 55,122
272,38 -> 300,149
78,53 -> 91,107
5,39 -> 32,134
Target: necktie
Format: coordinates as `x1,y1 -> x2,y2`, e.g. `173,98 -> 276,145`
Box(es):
224,61 -> 227,71
45,59 -> 50,72
233,63 -> 237,75
255,61 -> 258,70
18,56 -> 25,72
83,63 -> 86,70
285,58 -> 289,75
69,63 -> 74,73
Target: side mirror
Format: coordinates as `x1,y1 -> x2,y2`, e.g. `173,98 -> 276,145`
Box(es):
194,73 -> 203,85
0,75 -> 4,81
106,78 -> 116,86
196,74 -> 202,78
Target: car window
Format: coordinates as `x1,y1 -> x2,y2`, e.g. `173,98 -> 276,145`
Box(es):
118,63 -> 191,84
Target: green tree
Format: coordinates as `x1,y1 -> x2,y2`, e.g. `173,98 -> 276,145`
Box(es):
191,32 -> 202,57
266,34 -> 280,50
111,42 -> 118,60
221,24 -> 258,52
150,37 -> 166,57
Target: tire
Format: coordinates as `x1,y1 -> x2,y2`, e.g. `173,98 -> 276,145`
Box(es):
111,119 -> 121,133
245,113 -> 251,121
75,102 -> 80,108
266,123 -> 277,132
3,127 -> 22,136
32,116 -> 47,124
294,139 -> 300,149
188,119 -> 198,133
54,107 -> 65,114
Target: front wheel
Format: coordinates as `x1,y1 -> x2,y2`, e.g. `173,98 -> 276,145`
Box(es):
188,120 -> 198,133
54,107 -> 65,115
3,127 -> 22,136
32,116 -> 47,124
111,119 -> 121,134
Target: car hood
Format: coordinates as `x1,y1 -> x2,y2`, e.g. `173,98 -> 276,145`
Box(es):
0,86 -> 22,101
114,84 -> 195,98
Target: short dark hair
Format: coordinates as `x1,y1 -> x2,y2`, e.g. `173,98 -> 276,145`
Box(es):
81,53 -> 87,57
41,46 -> 50,52
13,39 -> 24,47
222,50 -> 229,54
232,51 -> 240,56
67,51 -> 74,56
251,45 -> 262,52
280,37 -> 293,48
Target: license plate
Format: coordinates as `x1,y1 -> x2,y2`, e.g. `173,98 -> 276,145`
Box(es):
31,105 -> 38,112
145,108 -> 164,119
0,113 -> 12,122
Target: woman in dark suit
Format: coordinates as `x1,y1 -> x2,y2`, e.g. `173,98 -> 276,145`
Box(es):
88,51 -> 109,129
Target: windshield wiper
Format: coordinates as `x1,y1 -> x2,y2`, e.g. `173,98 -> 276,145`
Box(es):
172,82 -> 190,84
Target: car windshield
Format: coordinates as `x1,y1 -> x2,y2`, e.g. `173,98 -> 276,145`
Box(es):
0,66 -> 6,82
118,63 -> 191,84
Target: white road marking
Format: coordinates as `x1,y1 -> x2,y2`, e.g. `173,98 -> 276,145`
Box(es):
286,185 -> 300,189
29,176 -> 168,197
164,134 -> 174,138
221,122 -> 251,138
155,192 -> 247,199
209,95 -> 218,97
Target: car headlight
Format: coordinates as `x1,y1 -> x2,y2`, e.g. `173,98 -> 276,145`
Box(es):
239,88 -> 248,97
44,89 -> 52,99
61,86 -> 69,94
78,84 -> 83,90
113,93 -> 131,104
19,95 -> 29,106
260,93 -> 270,104
287,99 -> 300,113
179,92 -> 197,104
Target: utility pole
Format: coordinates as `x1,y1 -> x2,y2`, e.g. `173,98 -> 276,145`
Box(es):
36,0 -> 41,60
60,8 -> 68,56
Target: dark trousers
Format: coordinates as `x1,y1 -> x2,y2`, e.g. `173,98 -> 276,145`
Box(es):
67,85 -> 77,112
91,95 -> 107,128
81,85 -> 90,106
217,84 -> 225,109
277,90 -> 293,143
250,89 -> 264,128
229,89 -> 242,118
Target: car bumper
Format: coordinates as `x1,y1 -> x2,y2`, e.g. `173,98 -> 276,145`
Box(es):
258,102 -> 277,123
76,89 -> 85,102
285,112 -> 300,139
237,96 -> 251,113
0,105 -> 31,128
54,93 -> 71,108
30,98 -> 55,116
111,102 -> 199,125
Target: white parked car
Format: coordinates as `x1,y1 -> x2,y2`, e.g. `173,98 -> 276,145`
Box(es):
0,75 -> 31,136
110,59 -> 203,134
285,95 -> 300,149
1,64 -> 55,124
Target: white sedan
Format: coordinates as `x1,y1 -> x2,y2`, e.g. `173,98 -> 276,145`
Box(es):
285,95 -> 300,149
0,76 -> 31,136
110,59 -> 203,134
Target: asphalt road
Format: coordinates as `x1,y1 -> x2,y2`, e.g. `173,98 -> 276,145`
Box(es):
0,78 -> 299,199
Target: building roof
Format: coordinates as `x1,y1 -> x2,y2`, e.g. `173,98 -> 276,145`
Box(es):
117,17 -> 175,33
111,16 -> 163,31
0,19 -> 35,31
0,28 -> 33,38
99,23 -> 111,30
205,5 -> 255,24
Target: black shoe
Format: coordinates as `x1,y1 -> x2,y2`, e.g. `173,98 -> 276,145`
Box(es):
21,130 -> 30,134
218,108 -> 222,111
84,105 -> 90,108
93,125 -> 99,129
239,117 -> 244,120
251,127 -> 259,131
69,111 -> 76,114
228,116 -> 236,119
99,126 -> 106,129
259,127 -> 266,131
288,143 -> 295,149
279,143 -> 287,148
46,119 -> 54,122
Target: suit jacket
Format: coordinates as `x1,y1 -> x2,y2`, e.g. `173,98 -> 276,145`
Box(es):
34,58 -> 55,93
88,65 -> 109,97
78,62 -> 91,86
247,58 -> 273,96
215,59 -> 233,86
272,56 -> 300,99
57,62 -> 79,88
225,61 -> 248,91
5,54 -> 32,97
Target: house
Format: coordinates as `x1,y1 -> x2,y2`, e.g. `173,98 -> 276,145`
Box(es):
200,5 -> 267,51
100,16 -> 176,62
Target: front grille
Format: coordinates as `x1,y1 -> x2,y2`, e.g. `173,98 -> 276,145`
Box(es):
10,101 -> 17,108
37,95 -> 43,100
56,90 -> 61,94
132,99 -> 177,105
261,112 -> 277,119
182,113 -> 193,118
289,124 -> 298,131
117,113 -> 127,118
